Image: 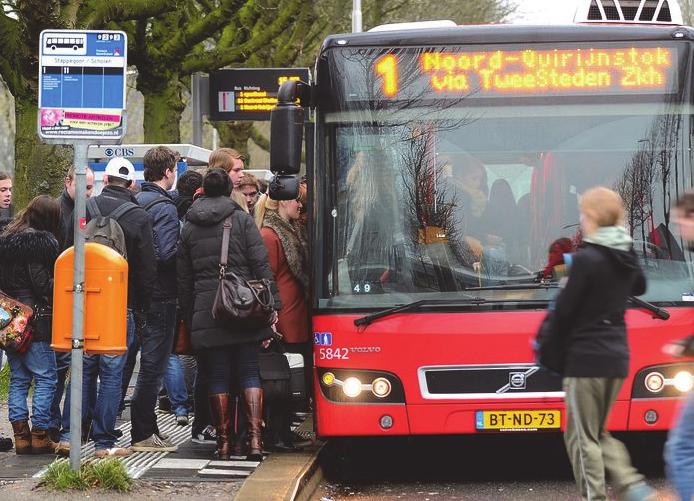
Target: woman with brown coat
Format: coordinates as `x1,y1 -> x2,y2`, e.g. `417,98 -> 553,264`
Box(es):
255,192 -> 308,347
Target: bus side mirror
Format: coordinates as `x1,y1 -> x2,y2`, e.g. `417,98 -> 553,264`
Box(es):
270,80 -> 307,176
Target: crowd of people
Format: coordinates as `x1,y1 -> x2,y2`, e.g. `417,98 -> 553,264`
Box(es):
0,145 -> 311,460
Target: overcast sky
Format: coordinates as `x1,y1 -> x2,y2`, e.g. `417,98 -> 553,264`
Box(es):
509,0 -> 582,24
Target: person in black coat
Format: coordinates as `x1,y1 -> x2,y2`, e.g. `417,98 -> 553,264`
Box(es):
178,168 -> 280,461
550,187 -> 654,501
0,195 -> 60,454
59,158 -> 156,458
66,163 -> 156,315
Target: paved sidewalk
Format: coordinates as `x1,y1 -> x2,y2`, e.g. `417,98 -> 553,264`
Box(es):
0,354 -> 315,496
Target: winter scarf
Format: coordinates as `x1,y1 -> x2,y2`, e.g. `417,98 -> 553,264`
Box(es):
263,210 -> 309,294
583,226 -> 633,252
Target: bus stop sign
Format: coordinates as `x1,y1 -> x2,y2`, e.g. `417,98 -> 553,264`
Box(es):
38,30 -> 127,140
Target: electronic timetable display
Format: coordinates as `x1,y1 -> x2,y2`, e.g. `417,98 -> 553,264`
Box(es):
209,68 -> 310,121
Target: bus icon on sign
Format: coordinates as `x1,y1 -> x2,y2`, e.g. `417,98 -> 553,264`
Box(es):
44,34 -> 87,55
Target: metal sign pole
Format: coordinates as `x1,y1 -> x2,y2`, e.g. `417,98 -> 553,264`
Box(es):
38,28 -> 128,472
352,0 -> 363,33
69,140 -> 89,471
192,73 -> 210,147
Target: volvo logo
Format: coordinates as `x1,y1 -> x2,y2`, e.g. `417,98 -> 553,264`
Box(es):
509,372 -> 526,389
496,366 -> 539,393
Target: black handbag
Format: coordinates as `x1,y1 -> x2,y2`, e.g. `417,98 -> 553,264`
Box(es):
212,215 -> 275,329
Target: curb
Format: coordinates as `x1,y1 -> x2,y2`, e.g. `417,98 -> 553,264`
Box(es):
286,443 -> 324,501
234,442 -> 324,501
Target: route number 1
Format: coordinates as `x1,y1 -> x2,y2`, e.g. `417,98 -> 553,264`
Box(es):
375,54 -> 398,97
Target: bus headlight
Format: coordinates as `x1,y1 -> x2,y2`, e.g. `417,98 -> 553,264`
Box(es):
633,364 -> 694,398
673,371 -> 694,393
342,377 -> 363,398
317,369 -> 405,404
645,372 -> 665,393
371,377 -> 392,398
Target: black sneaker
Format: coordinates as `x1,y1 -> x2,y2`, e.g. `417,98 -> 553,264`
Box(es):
191,426 -> 216,444
0,436 -> 13,452
158,397 -> 172,414
288,430 -> 313,447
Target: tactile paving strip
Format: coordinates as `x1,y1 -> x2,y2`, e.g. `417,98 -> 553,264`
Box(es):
34,410 -> 195,479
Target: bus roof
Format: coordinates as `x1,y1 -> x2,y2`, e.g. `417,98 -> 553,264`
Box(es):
321,24 -> 694,51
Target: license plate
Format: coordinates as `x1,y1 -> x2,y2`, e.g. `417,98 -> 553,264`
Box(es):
476,410 -> 561,431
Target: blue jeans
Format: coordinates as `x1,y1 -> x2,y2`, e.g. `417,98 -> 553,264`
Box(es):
7,341 -> 57,429
163,354 -> 189,417
50,351 -> 71,429
203,342 -> 261,394
119,322 -> 140,412
61,311 -> 131,450
130,300 -> 177,443
665,391 -> 694,501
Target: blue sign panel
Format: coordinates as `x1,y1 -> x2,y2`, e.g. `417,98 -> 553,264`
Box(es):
38,30 -> 127,140
314,332 -> 333,346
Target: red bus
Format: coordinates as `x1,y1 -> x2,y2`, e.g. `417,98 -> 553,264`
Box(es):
271,1 -> 694,437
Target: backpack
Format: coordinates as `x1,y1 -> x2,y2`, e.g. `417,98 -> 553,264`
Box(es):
142,195 -> 175,212
84,197 -> 139,258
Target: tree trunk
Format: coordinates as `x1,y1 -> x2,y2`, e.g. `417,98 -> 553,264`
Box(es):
14,98 -> 72,208
140,78 -> 185,143
214,121 -> 254,159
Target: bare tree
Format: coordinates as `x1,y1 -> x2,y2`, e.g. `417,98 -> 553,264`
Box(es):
680,0 -> 694,25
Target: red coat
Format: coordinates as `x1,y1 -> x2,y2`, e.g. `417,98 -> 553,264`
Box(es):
261,227 -> 309,343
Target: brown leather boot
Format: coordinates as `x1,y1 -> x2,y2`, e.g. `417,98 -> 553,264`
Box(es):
11,420 -> 31,455
231,395 -> 247,457
209,393 -> 232,460
243,388 -> 264,461
30,428 -> 57,454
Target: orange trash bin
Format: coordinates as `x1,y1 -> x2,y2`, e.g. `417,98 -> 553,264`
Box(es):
52,242 -> 129,355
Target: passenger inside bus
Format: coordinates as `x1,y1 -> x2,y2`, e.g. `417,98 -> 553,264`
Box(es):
343,148 -> 398,291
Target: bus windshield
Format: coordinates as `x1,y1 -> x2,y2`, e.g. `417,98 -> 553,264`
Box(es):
318,41 -> 694,308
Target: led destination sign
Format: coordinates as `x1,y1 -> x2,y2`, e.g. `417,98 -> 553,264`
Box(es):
372,45 -> 677,99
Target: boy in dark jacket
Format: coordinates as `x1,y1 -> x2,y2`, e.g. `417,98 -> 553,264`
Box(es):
552,187 -> 654,501
129,146 -> 182,450
663,191 -> 694,501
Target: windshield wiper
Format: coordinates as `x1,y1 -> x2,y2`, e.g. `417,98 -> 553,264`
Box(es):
466,286 -> 669,320
466,283 -> 560,291
629,296 -> 670,320
354,297 -> 488,328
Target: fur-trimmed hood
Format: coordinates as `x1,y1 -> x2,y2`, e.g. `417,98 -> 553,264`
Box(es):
0,229 -> 59,266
